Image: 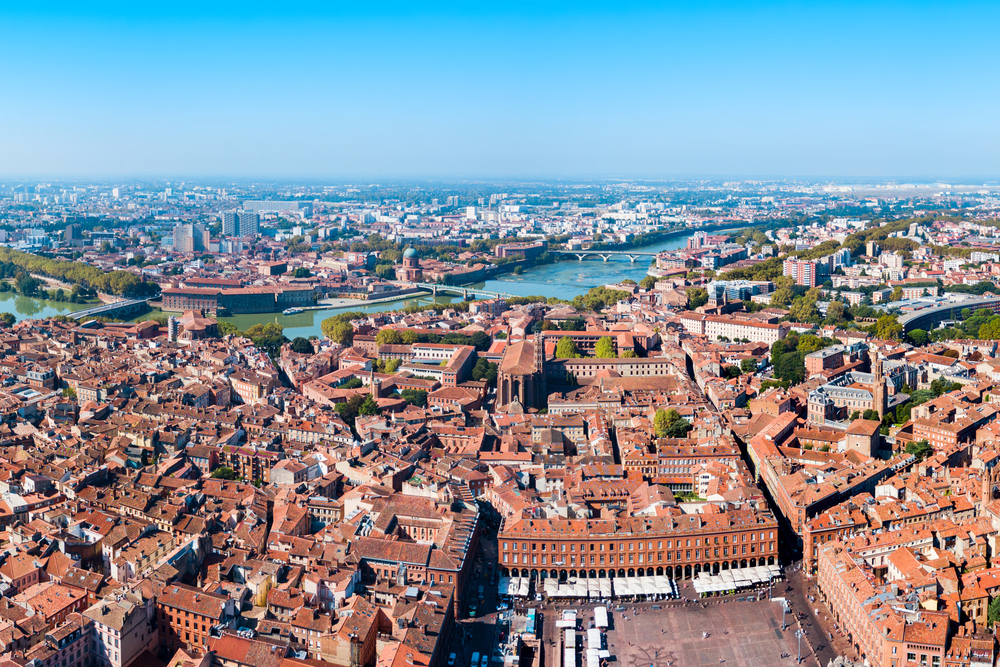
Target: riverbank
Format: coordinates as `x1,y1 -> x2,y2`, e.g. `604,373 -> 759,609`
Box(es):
317,290 -> 433,309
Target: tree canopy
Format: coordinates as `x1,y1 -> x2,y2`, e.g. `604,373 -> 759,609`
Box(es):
595,336 -> 616,358
555,337 -> 582,359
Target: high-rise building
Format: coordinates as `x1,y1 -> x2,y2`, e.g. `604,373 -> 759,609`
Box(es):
238,212 -> 260,237
65,223 -> 82,241
173,224 -> 191,253
172,223 -> 208,253
882,253 -> 904,270
783,259 -> 817,287
222,211 -> 238,236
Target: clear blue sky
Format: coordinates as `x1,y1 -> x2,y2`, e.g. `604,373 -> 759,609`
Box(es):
1,1 -> 998,180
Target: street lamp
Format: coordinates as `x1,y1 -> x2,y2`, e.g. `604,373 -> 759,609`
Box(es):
796,629 -> 806,664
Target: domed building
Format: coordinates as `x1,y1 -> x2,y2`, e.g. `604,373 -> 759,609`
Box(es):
398,247 -> 423,282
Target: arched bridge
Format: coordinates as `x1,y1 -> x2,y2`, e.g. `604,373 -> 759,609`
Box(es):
550,250 -> 659,263
407,283 -> 515,300
70,298 -> 152,321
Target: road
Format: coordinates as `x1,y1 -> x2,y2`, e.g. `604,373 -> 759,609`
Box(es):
453,521 -> 504,667
784,562 -> 857,665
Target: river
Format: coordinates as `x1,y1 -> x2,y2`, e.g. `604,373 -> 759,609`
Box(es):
0,292 -> 95,320
473,232 -> 698,300
0,231 -> 703,339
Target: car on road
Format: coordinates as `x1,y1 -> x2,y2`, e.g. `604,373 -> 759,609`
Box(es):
448,654 -> 456,666
472,652 -> 480,667
481,656 -> 489,667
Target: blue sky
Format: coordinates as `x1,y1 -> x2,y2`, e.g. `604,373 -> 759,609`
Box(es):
1,1 -> 998,180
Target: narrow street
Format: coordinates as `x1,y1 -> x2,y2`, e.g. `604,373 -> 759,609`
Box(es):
784,564 -> 858,665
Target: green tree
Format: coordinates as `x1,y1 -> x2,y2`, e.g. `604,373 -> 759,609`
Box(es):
769,287 -> 794,307
290,337 -> 313,354
908,329 -> 929,346
15,272 -> 41,296
471,358 -> 499,386
890,286 -> 904,302
774,351 -> 806,384
0,312 -> 15,328
640,275 -> 658,290
740,358 -> 758,374
771,340 -> 788,365
336,394 -> 367,426
875,314 -> 903,341
555,336 -> 582,359
666,417 -> 692,438
621,350 -> 637,358
376,329 -> 404,346
789,298 -> 820,323
293,267 -> 312,278
905,439 -> 933,462
400,389 -> 428,407
381,358 -> 401,374
687,288 -> 709,309
218,321 -> 241,337
824,301 -> 846,325
989,597 -> 1000,627
321,316 -> 354,344
210,466 -> 238,480
863,409 -> 880,421
595,336 -> 616,358
244,322 -> 283,338
359,395 -> 379,416
654,409 -> 670,438
931,377 -> 963,396
62,386 -> 76,399
559,318 -> 586,331
797,334 -> 828,354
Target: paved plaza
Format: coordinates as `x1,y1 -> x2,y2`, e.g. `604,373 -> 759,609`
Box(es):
600,600 -> 819,667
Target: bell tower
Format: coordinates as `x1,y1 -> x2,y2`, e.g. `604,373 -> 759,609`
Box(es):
534,331 -> 547,408
870,348 -> 887,418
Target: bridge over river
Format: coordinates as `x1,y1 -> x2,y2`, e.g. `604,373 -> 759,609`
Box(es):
70,298 -> 151,321
550,250 -> 659,263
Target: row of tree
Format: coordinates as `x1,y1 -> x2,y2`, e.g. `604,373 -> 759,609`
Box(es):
0,247 -> 159,297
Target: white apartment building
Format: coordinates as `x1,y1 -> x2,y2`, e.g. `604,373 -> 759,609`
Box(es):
678,313 -> 789,345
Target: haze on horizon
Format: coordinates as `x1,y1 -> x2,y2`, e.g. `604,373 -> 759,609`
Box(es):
2,1 -> 999,181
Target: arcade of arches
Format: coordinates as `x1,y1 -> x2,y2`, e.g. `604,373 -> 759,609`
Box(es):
498,512 -> 779,581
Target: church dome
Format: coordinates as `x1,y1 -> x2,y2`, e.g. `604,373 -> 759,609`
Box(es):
403,247 -> 418,259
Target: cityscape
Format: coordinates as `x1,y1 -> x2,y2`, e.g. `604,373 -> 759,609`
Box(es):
5,2 -> 1000,667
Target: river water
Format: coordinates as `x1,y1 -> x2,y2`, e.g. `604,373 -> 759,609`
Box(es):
474,232 -> 696,300
0,292 -> 94,319
0,231 -> 700,339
